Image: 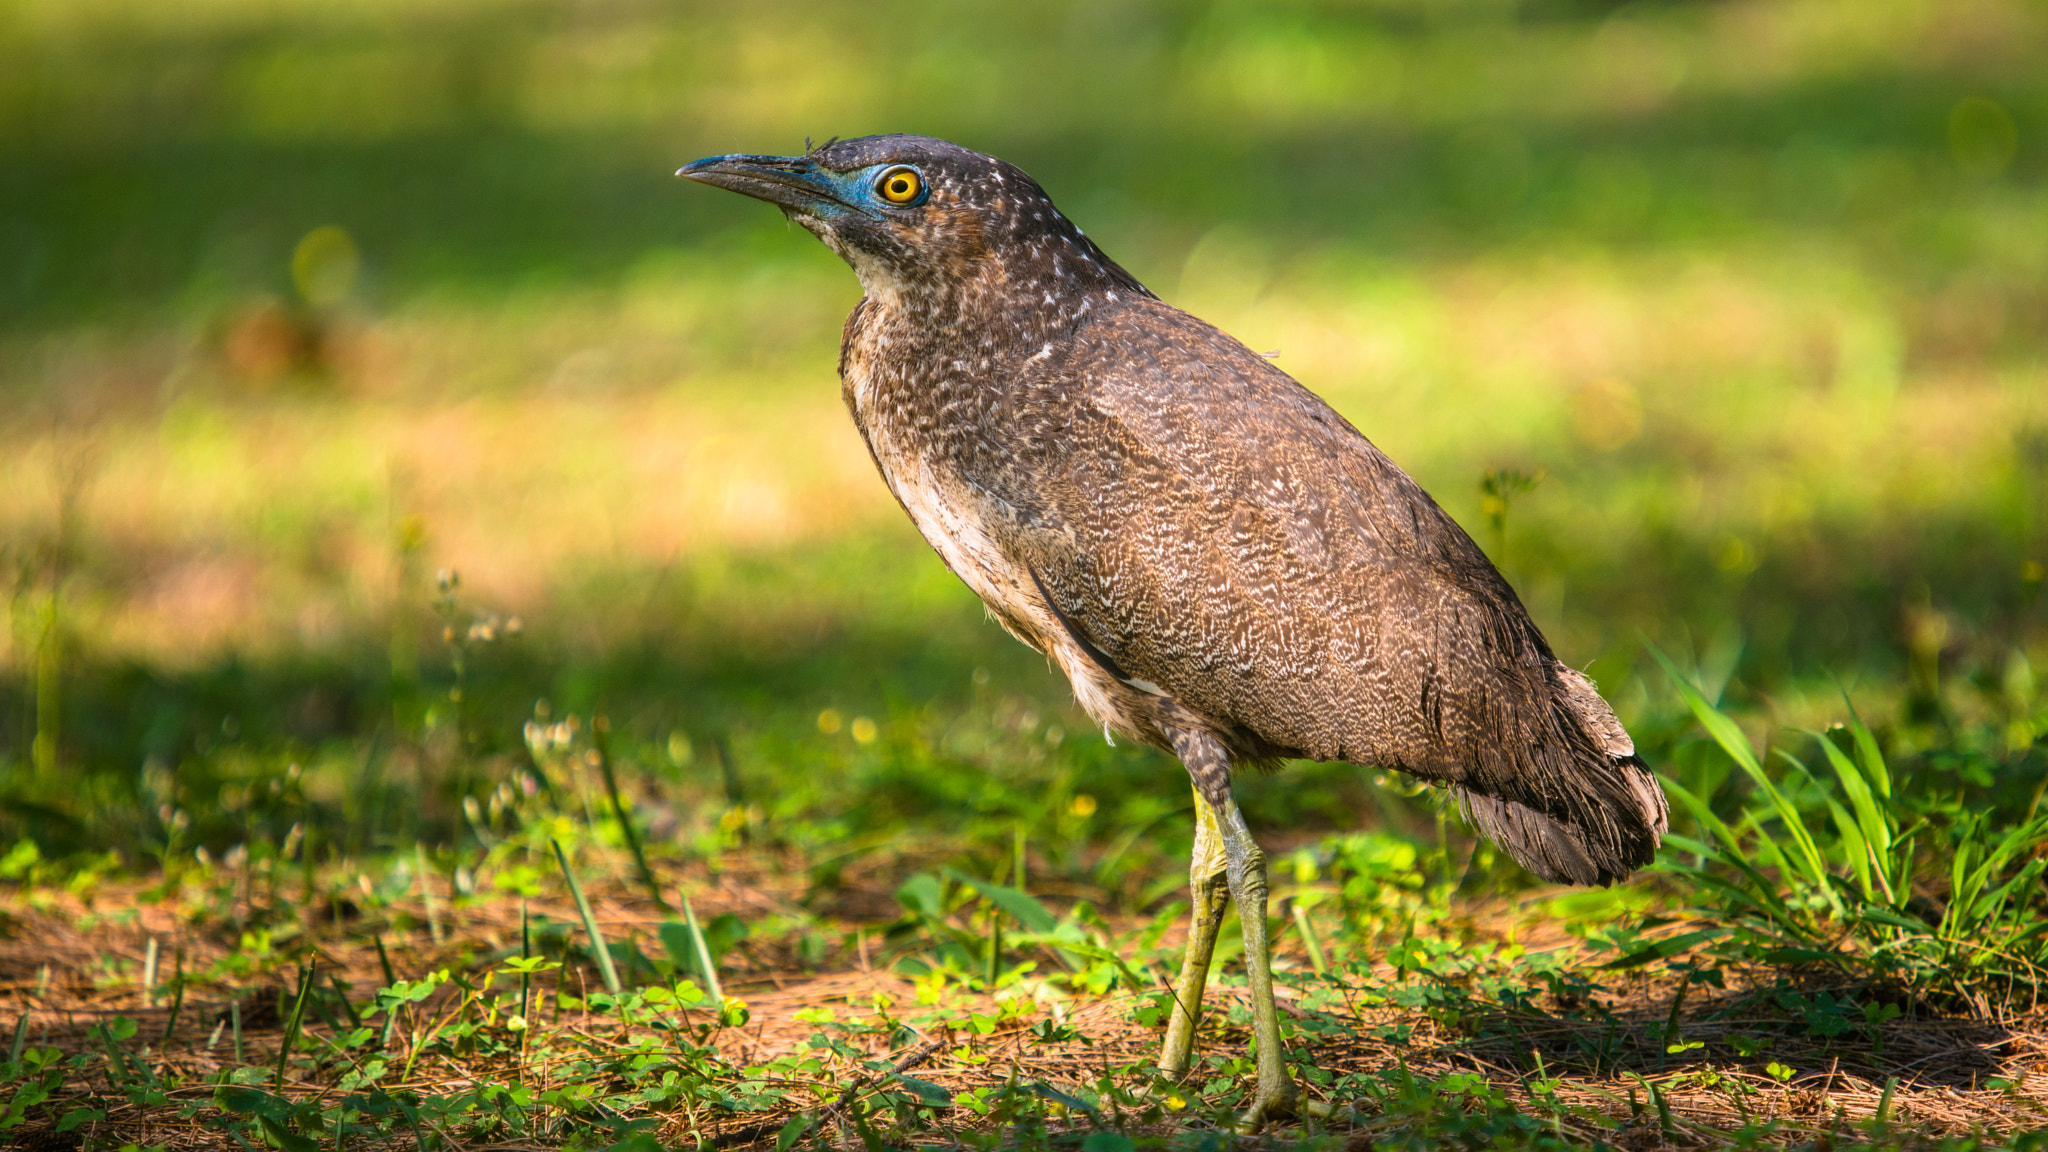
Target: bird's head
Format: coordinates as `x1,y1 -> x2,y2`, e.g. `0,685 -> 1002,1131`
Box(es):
678,134 -> 1147,310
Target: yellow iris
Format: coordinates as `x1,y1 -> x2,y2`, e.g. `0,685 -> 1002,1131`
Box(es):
878,167 -> 922,204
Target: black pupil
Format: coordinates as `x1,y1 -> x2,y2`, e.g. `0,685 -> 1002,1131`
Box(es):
890,176 -> 910,196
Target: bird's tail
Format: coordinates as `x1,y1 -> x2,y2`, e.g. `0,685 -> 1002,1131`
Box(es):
1456,666 -> 1669,887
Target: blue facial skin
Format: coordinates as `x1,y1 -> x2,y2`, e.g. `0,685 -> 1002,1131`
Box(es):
675,155 -> 928,221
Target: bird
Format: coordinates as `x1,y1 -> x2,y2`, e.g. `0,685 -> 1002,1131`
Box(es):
678,135 -> 1668,1127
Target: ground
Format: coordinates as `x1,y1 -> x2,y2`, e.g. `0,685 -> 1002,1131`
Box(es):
2,840 -> 2044,1151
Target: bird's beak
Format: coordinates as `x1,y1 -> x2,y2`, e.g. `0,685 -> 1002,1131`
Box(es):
676,153 -> 875,219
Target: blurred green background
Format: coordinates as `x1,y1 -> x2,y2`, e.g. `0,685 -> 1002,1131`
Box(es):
1,0 -> 2044,881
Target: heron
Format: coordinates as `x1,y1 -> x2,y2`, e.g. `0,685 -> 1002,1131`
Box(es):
678,135 -> 1667,1127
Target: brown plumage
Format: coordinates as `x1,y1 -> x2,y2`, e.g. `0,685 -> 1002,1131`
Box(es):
680,133 -> 1668,1123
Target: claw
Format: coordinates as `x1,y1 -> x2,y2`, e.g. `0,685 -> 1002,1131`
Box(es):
1234,1092 -> 1341,1133
1231,1082 -> 1303,1133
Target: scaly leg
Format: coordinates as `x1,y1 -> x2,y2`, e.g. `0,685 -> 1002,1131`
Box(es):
1165,727 -> 1300,1129
1159,783 -> 1229,1079
1214,794 -> 1300,1128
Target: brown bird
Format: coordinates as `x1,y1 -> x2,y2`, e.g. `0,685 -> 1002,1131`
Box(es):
678,135 -> 1667,1126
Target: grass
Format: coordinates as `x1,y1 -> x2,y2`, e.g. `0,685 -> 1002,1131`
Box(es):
0,718 -> 2042,1150
2,0 -> 2048,1147
1654,648 -> 2048,1017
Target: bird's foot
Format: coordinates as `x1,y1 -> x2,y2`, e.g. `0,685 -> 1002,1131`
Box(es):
1144,1077 -> 1335,1133
1231,1082 -> 1333,1134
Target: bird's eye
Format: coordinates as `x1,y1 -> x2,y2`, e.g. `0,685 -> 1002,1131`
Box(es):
877,167 -> 923,204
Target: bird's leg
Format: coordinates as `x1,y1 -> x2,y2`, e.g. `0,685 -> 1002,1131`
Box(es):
1158,783 -> 1228,1080
1213,794 -> 1300,1129
1165,728 -> 1300,1130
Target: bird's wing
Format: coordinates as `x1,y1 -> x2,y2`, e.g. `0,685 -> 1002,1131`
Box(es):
1009,299 -> 1655,858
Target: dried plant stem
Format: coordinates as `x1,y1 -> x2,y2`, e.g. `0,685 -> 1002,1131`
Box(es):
141,938 -> 158,1006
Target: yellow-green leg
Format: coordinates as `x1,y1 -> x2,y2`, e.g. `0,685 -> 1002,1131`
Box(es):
1213,795 -> 1300,1128
1159,785 -> 1228,1079
1162,728 -> 1301,1130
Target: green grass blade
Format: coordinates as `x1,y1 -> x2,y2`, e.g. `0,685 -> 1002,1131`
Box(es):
1950,818 -> 2048,936
552,838 -> 623,998
593,715 -> 672,916
986,913 -> 1001,988
1765,749 -> 1837,893
1969,861 -> 2045,930
1813,729 -> 1890,851
1890,821 -> 1925,900
1659,784 -> 1807,932
1858,906 -> 1936,932
1654,831 -> 1714,859
1600,928 -> 1723,970
1731,808 -> 1797,883
1944,820 -> 1986,938
678,890 -> 725,1007
1661,779 -> 1747,859
274,961 -> 314,1090
1842,697 -> 1892,803
1822,795 -> 1874,901
1291,903 -> 1329,977
1986,813 -> 2048,872
1651,645 -> 1762,773
373,934 -> 397,988
1652,645 -> 1840,914
159,952 -> 186,1046
94,1025 -> 133,1089
1811,730 -> 1899,905
519,900 -> 532,1045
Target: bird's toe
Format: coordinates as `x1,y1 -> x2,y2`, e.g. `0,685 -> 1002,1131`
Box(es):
1231,1082 -> 1304,1133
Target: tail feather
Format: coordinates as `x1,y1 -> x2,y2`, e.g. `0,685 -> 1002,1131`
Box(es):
1457,665 -> 1669,887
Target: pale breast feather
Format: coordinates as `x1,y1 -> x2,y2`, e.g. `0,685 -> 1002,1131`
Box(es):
842,352 -> 1143,739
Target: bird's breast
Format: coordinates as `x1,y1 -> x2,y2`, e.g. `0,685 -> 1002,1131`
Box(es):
840,312 -> 1033,633
838,304 -> 1151,741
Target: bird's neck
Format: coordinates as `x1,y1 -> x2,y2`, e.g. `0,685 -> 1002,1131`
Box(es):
825,210 -> 1150,358
853,263 -> 1134,367
834,215 -> 1155,430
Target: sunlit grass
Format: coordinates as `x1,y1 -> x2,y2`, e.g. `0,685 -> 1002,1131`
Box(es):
3,241 -> 2040,698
